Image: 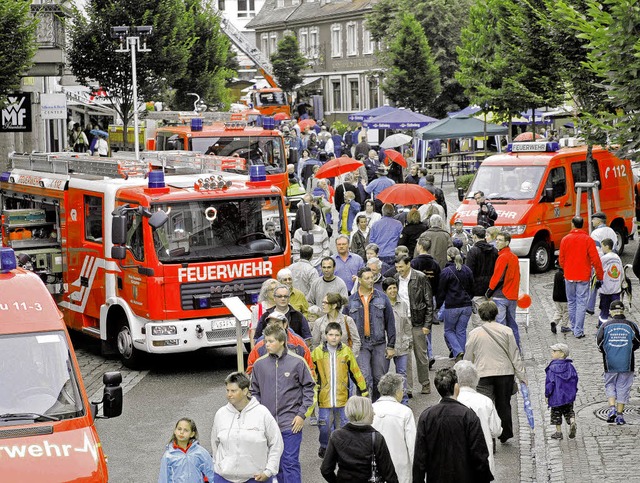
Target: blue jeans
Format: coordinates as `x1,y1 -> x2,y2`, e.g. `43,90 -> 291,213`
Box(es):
565,280 -> 590,337
393,353 -> 409,404
214,475 -> 272,483
279,429 -> 303,483
494,298 -> 520,348
598,292 -> 621,326
318,407 -> 347,449
443,306 -> 472,357
357,340 -> 390,401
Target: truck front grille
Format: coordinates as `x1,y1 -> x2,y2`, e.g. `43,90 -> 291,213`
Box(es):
180,277 -> 268,310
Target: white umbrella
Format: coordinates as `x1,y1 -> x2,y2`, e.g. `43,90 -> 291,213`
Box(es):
380,133 -> 413,149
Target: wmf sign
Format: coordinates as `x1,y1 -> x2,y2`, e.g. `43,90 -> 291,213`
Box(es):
1,93 -> 32,133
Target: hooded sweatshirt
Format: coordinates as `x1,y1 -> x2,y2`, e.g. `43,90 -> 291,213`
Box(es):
465,241 -> 499,296
544,358 -> 578,407
211,397 -> 284,482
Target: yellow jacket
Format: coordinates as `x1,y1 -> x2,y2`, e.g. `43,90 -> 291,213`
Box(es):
311,342 -> 367,408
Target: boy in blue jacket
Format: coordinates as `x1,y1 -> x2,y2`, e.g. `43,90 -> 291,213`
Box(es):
545,343 -> 578,440
596,300 -> 640,425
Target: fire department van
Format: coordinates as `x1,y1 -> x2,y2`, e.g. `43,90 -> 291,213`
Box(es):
154,118 -> 289,194
453,142 -> 635,272
0,151 -> 291,367
0,246 -> 122,482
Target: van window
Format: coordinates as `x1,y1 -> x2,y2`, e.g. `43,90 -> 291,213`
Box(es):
571,160 -> 600,191
545,167 -> 567,198
126,212 -> 144,261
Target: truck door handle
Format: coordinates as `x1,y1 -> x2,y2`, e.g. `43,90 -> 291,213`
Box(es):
564,202 -> 572,206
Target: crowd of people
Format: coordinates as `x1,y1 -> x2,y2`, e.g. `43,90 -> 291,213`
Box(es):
157,119 -> 640,482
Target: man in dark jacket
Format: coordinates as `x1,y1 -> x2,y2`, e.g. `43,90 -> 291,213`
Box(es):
333,172 -> 358,211
254,284 -> 312,342
465,226 -> 498,329
394,254 -> 434,394
424,174 -> 447,217
413,368 -> 493,483
474,191 -> 498,228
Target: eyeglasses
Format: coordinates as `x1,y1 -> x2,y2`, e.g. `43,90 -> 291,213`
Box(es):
280,278 -> 292,282
274,294 -> 290,298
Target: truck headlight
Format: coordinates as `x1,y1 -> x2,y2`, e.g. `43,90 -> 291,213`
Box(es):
501,225 -> 526,235
152,325 -> 177,336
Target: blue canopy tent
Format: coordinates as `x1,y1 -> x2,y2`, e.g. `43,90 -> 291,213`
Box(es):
348,105 -> 398,122
362,109 -> 438,130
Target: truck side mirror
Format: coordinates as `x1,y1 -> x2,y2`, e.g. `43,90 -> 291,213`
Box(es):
111,246 -> 126,260
458,188 -> 466,202
112,215 -> 127,244
101,371 -> 123,418
544,187 -> 555,202
297,203 -> 313,232
148,210 -> 168,229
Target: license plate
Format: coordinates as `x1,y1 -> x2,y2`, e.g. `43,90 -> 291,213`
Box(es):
211,317 -> 236,330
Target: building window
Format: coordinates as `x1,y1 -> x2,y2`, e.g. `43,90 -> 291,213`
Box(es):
346,22 -> 358,56
237,0 -> 255,17
349,79 -> 360,110
261,34 -> 269,56
299,28 -> 309,56
217,0 -> 225,10
332,80 -> 342,111
369,79 -> 379,109
331,24 -> 342,58
270,33 -> 278,54
362,27 -> 374,55
309,28 -> 319,59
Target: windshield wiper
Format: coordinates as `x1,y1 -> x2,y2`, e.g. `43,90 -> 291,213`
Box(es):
0,413 -> 60,422
490,196 -> 516,200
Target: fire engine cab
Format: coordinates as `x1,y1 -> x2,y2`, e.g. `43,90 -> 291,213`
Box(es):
0,246 -> 122,481
0,152 -> 291,367
453,142 -> 635,272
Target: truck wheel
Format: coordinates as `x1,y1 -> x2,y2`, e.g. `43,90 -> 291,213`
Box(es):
530,240 -> 552,273
117,323 -> 144,369
613,226 -> 626,255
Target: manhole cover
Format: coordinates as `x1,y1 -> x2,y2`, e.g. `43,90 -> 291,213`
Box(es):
594,405 -> 640,424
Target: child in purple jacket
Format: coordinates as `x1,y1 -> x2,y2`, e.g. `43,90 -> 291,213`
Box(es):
545,343 -> 579,440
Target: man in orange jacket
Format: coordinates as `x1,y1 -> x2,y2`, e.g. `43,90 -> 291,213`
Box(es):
487,232 -> 521,348
559,217 -> 604,339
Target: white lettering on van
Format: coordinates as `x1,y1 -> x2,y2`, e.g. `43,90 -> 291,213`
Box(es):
496,211 -> 517,219
0,433 -> 97,461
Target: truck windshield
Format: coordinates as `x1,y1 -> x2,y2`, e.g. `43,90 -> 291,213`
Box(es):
190,135 -> 285,175
468,165 -> 547,200
255,91 -> 286,107
152,195 -> 286,263
0,332 -> 84,423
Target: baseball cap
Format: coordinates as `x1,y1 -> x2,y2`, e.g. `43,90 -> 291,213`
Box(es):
610,300 -> 625,311
592,212 -> 606,221
266,312 -> 287,322
550,343 -> 570,357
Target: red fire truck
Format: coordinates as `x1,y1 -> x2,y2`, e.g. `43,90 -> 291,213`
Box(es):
153,118 -> 289,195
0,152 -> 291,367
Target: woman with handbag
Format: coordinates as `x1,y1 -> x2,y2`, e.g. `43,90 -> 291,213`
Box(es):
321,396 -> 398,483
464,301 -> 527,444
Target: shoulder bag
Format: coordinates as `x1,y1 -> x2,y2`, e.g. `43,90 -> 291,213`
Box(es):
481,325 -> 519,395
369,432 -> 384,483
451,267 -> 478,314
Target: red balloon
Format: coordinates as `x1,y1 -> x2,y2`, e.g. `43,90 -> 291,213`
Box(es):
517,294 -> 532,309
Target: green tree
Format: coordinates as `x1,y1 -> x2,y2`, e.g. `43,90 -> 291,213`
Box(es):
270,34 -> 307,103
0,0 -> 38,100
67,0 -> 195,145
171,0 -> 235,111
381,13 -> 441,113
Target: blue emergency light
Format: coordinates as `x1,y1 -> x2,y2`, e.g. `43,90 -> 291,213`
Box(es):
191,118 -> 203,132
0,172 -> 10,182
249,165 -> 267,182
506,142 -> 560,153
193,294 -> 211,309
148,170 -> 166,189
262,116 -> 276,130
0,247 -> 17,273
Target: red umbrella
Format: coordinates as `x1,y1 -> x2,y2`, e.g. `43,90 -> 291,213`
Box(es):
513,131 -> 544,142
376,184 -> 436,206
384,149 -> 408,168
298,118 -> 316,131
273,112 -> 290,121
315,156 -> 363,179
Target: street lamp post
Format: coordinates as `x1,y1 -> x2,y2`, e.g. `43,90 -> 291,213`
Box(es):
111,26 -> 152,160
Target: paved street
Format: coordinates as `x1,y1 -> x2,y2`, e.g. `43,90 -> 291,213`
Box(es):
71,172 -> 640,482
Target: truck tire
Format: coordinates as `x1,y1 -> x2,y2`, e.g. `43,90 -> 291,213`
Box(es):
530,240 -> 552,273
117,322 -> 144,369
